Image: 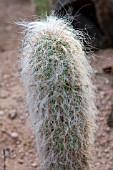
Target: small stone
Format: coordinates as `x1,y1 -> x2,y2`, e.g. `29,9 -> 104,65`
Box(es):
1,128 -> 6,133
104,148 -> 109,153
20,152 -> 24,159
3,74 -> 10,79
0,111 -> 4,116
25,152 -> 29,156
11,132 -> 18,139
31,162 -> 38,168
0,45 -> 5,52
11,154 -> 16,159
94,70 -> 98,74
104,78 -> 109,84
8,110 -> 17,119
105,126 -> 110,132
0,90 -> 9,98
3,148 -> 10,157
106,154 -> 110,158
16,140 -> 21,145
18,159 -> 24,164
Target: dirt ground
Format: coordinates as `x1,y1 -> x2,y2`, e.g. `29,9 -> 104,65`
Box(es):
0,0 -> 113,170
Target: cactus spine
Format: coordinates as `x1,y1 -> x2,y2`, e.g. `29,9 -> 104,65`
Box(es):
20,16 -> 96,170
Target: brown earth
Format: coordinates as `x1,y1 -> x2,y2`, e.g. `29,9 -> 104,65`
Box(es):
0,0 -> 39,170
0,0 -> 113,170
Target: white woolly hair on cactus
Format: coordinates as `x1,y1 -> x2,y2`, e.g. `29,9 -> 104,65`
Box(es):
19,15 -> 97,170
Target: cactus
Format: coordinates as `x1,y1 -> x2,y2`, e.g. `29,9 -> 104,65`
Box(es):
20,16 -> 96,170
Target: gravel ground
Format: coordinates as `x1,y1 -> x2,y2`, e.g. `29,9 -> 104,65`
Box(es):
0,0 -> 113,170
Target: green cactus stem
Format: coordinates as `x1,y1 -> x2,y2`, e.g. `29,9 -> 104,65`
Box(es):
20,16 -> 97,170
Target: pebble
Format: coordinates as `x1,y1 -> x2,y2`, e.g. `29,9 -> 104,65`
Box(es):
0,45 -> 5,52
16,140 -> 21,145
104,78 -> 109,85
11,132 -> 18,139
25,152 -> 29,156
3,74 -> 11,79
104,148 -> 109,153
0,111 -> 4,115
18,159 -> 24,164
31,162 -> 38,168
8,110 -> 17,119
0,90 -> 9,98
105,126 -> 110,132
20,152 -> 24,159
11,154 -> 16,159
3,148 -> 10,157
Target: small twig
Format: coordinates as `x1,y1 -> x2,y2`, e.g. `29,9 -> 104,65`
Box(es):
3,149 -> 6,170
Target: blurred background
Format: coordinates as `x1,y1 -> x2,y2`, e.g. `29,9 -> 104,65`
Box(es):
0,0 -> 113,170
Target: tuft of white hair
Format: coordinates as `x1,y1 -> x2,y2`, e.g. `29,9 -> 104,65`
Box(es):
19,16 -> 97,170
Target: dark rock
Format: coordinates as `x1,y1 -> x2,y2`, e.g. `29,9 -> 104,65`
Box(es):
107,106 -> 113,127
8,110 -> 17,119
53,0 -> 113,49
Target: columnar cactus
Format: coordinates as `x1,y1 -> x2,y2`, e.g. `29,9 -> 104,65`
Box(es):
20,16 -> 96,170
